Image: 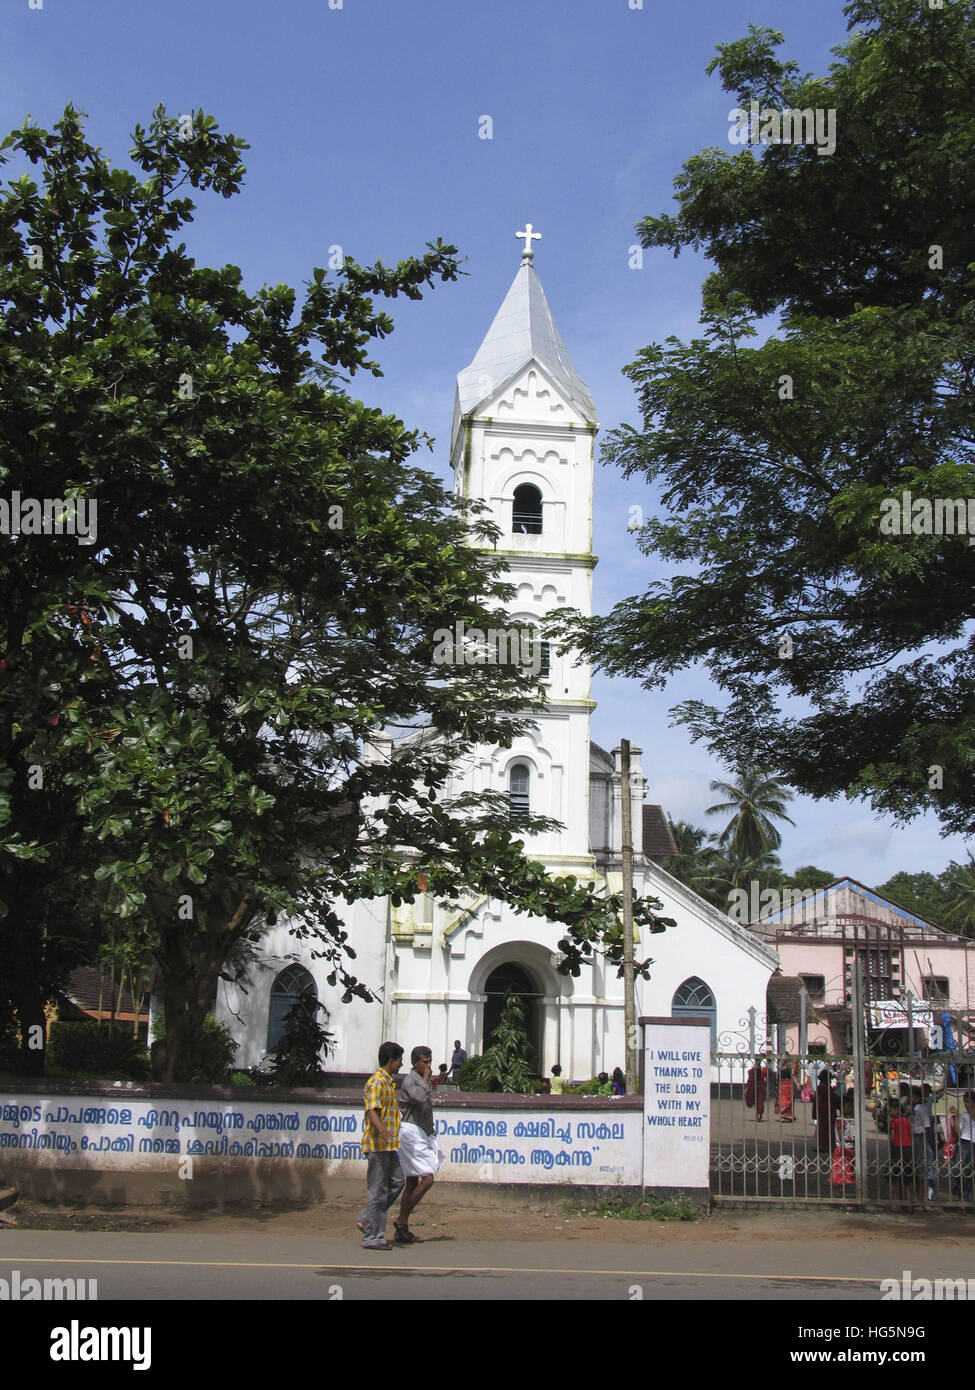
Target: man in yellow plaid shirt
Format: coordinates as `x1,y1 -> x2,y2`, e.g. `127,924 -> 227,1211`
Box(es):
357,1041 -> 405,1250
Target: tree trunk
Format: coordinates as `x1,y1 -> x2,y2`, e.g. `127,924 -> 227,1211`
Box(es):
155,901 -> 251,1081
159,967 -> 221,1083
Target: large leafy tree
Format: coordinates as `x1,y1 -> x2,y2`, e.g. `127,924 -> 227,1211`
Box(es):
563,0 -> 975,838
876,860 -> 975,937
873,869 -> 951,928
782,866 -> 835,894
0,106 -> 673,1080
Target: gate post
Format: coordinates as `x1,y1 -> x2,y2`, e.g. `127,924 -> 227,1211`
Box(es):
640,1014 -> 711,1207
851,960 -> 867,1204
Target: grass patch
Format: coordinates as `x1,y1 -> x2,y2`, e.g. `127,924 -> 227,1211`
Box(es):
566,1193 -> 702,1222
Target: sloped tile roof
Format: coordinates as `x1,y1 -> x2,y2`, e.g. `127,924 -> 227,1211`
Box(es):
642,804 -> 678,860
62,966 -> 148,1020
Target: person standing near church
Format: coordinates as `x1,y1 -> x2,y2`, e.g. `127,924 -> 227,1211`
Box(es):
450,1039 -> 468,1080
954,1091 -> 975,1201
358,1041 -> 404,1251
394,1045 -> 442,1243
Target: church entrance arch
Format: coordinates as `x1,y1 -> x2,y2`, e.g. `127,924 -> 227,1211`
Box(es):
481,962 -> 543,1065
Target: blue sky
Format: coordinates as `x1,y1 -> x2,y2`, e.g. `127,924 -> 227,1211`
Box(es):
6,0 -> 969,884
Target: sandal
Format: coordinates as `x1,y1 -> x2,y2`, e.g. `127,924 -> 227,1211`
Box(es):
394,1223 -> 420,1244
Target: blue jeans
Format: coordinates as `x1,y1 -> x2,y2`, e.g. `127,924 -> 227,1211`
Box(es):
358,1151 -> 404,1247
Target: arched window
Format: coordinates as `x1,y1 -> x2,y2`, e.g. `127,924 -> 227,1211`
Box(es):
672,976 -> 717,1048
523,632 -> 550,681
267,964 -> 317,1053
508,762 -> 530,815
512,484 -> 543,534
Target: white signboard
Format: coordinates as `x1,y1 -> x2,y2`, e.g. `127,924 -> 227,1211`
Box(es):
0,1094 -> 642,1186
868,1000 -> 934,1030
436,1108 -> 642,1185
642,1020 -> 711,1190
0,1096 -> 364,1173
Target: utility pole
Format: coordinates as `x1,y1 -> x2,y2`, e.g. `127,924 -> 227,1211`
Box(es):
620,739 -> 637,1094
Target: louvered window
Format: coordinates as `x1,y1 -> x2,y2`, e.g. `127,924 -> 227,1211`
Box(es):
509,763 -> 530,814
512,484 -> 543,534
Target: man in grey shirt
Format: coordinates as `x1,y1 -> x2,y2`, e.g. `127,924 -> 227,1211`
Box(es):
394,1046 -> 439,1243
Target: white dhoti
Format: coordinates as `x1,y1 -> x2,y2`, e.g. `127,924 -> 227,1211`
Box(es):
398,1121 -> 443,1177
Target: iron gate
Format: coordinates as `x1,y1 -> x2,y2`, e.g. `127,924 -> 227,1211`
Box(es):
710,1029 -> 975,1208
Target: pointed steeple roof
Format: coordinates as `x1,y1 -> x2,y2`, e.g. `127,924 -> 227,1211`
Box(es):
454,253 -> 596,424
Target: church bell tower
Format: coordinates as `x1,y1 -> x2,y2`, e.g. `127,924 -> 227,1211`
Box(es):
449,227 -> 598,873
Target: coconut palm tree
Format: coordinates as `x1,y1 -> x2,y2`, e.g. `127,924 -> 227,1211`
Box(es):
658,821 -> 729,907
709,843 -> 784,897
942,855 -> 975,938
706,768 -> 796,863
662,820 -> 711,883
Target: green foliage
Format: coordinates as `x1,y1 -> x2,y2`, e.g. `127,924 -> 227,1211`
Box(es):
659,772 -> 800,911
0,104 -> 675,1080
564,1077 -> 604,1095
454,1054 -> 490,1091
189,1015 -> 238,1086
151,1010 -> 237,1084
567,1193 -> 702,1222
46,1021 -> 149,1080
465,991 -> 535,1094
658,820 -> 726,907
940,857 -> 975,937
559,1 -> 975,838
266,994 -> 334,1088
782,866 -> 835,893
875,869 -> 948,926
876,860 -> 975,937
705,770 -> 795,862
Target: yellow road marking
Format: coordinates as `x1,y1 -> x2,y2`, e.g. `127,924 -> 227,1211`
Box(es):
2,1256 -> 884,1283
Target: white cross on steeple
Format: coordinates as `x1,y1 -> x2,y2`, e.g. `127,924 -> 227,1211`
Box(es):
516,223 -> 541,261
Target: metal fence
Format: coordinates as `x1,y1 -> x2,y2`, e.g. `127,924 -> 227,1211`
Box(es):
710,1047 -> 975,1208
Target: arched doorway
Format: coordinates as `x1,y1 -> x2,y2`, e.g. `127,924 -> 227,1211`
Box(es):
482,962 -> 541,1064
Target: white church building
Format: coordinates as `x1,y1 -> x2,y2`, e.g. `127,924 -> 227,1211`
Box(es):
216,232 -> 779,1079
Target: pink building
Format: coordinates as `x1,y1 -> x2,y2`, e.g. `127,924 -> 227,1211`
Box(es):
750,878 -> 975,1057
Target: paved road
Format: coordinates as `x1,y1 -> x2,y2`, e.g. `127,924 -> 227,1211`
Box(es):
1,1227 -> 968,1301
